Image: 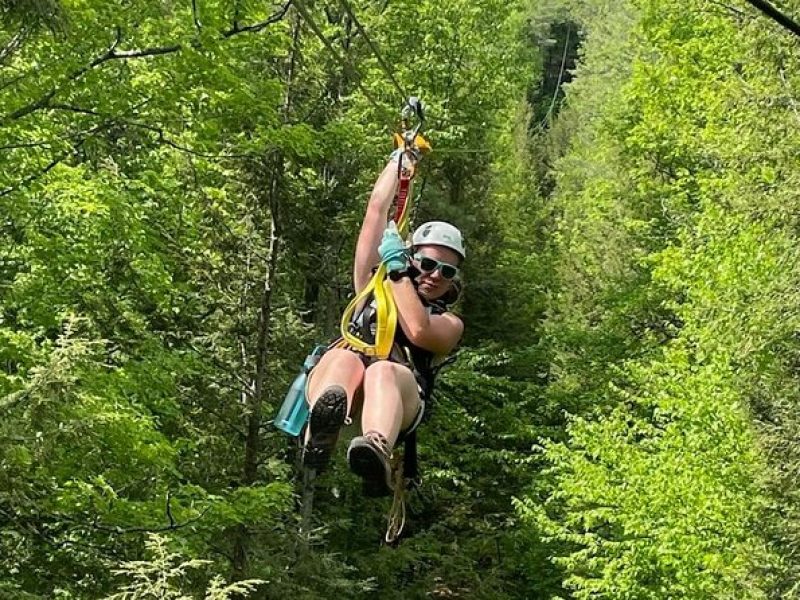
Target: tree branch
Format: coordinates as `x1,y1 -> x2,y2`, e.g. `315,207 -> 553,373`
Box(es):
0,149 -> 72,198
0,97 -> 140,242
5,4 -> 290,123
166,489 -> 176,527
89,495 -> 210,535
0,506 -> 106,552
192,0 -> 203,33
0,138 -> 58,150
0,27 -> 27,65
5,28 -> 120,122
706,0 -> 745,17
0,70 -> 29,93
0,98 -> 150,198
43,102 -> 254,159
223,1 -> 292,37
102,44 -> 182,61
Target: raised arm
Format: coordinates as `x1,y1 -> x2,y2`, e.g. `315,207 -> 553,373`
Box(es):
352,157 -> 413,293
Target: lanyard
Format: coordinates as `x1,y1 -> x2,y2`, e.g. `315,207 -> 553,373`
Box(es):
338,99 -> 425,358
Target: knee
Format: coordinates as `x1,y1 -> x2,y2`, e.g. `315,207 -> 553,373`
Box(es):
365,361 -> 413,385
317,348 -> 364,373
307,349 -> 365,395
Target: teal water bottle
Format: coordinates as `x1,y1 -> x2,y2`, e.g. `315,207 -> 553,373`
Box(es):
274,345 -> 327,437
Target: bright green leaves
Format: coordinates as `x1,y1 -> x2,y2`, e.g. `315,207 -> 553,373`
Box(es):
528,349 -> 771,599
0,0 -> 547,596
206,483 -> 292,529
653,206 -> 800,362
518,0 -> 800,597
106,533 -> 265,599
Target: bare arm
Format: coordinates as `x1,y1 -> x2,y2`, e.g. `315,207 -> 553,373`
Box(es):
353,159 -> 414,293
389,277 -> 463,355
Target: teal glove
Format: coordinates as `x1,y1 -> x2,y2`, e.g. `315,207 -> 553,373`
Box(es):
378,222 -> 409,273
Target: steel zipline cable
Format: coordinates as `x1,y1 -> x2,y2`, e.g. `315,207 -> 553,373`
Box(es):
291,0 -> 388,117
293,0 -> 490,157
292,0 -> 413,127
536,24 -> 571,132
745,0 -> 800,39
337,0 -> 409,102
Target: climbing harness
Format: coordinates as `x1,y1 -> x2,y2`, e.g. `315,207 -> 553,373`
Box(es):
337,97 -> 428,359
278,0 -> 458,545
281,96 -> 459,543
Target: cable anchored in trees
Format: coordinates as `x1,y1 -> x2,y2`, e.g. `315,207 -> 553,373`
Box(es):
337,0 -> 409,102
745,0 -> 800,39
292,0 -> 396,125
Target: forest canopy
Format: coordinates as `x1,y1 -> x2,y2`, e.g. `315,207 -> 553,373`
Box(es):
2,0 -> 800,598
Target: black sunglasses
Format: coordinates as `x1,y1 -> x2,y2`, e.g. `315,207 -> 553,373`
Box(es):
413,253 -> 460,280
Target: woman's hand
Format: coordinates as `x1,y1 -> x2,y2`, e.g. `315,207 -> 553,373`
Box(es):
378,222 -> 408,273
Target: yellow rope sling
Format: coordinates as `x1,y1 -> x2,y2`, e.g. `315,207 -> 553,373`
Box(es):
337,129 -> 430,359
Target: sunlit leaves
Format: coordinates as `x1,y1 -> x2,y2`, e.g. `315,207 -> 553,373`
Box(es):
520,0 -> 800,597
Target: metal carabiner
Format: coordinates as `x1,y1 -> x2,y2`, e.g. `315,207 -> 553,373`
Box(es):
401,96 -> 425,146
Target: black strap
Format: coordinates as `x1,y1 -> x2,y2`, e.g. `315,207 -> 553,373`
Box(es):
402,430 -> 419,484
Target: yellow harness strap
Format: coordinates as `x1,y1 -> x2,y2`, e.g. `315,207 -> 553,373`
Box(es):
339,132 -> 430,359
339,184 -> 411,358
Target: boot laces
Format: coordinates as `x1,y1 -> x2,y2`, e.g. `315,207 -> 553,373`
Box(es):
364,430 -> 393,460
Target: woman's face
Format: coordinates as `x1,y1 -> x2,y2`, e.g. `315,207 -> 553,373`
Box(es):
411,244 -> 462,301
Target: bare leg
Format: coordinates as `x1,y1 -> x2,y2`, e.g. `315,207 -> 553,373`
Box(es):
361,361 -> 421,449
306,348 -> 365,416
301,348 -> 365,470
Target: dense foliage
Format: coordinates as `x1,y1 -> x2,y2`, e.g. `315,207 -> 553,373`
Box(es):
3,0 -> 800,598
518,0 -> 800,598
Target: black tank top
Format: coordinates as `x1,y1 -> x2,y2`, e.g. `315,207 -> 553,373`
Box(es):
349,294 -> 450,399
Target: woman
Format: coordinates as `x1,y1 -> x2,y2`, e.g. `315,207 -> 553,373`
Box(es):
303,149 -> 465,496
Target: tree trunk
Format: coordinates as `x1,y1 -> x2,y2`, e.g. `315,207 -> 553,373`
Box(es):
231,11 -> 300,579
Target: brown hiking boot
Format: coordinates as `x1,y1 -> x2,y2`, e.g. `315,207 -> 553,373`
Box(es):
347,431 -> 393,497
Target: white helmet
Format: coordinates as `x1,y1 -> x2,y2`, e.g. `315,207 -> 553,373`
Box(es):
412,221 -> 466,259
